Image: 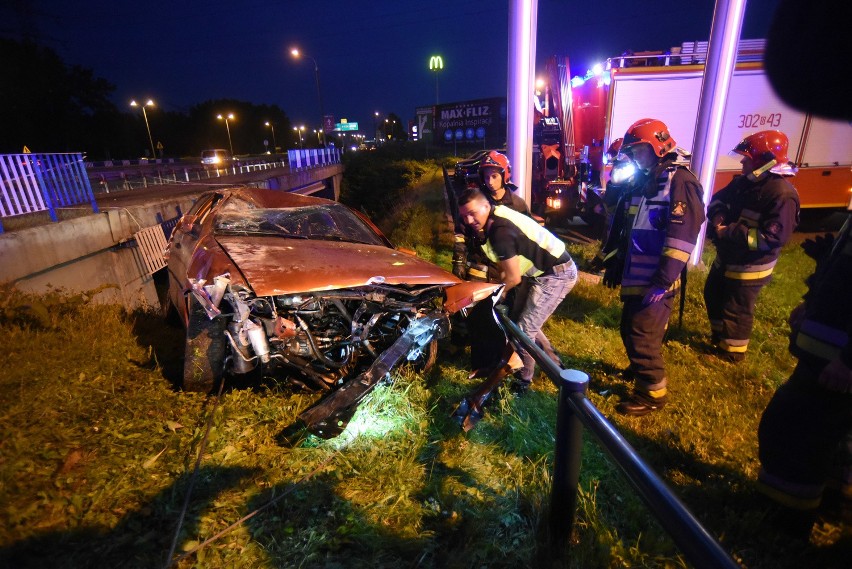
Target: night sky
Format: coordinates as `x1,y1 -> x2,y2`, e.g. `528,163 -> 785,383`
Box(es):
5,0 -> 781,131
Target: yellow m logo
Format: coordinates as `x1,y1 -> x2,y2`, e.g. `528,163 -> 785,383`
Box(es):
429,56 -> 443,71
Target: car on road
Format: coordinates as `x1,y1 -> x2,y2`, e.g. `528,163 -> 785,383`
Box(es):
200,149 -> 233,169
164,187 -> 496,437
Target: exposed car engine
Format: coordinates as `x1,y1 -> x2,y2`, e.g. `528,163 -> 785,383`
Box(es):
190,275 -> 447,392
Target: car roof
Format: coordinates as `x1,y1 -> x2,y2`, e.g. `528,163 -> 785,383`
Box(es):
209,187 -> 337,209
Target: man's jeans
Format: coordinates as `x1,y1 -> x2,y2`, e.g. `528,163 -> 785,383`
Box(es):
511,261 -> 578,383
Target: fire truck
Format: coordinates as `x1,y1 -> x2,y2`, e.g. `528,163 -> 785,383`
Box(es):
535,40 -> 852,231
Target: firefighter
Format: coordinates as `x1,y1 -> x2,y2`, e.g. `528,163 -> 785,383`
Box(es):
587,138 -> 627,273
704,130 -> 800,361
457,187 -> 577,393
757,206 -> 852,534
452,150 -> 529,281
451,151 -> 531,373
601,118 -> 705,416
601,137 -> 626,213
479,150 -> 531,215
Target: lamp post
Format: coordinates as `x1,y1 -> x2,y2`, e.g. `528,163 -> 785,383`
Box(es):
293,125 -> 304,149
373,111 -> 380,145
290,48 -> 325,146
217,113 -> 235,155
130,99 -> 157,159
264,121 -> 277,153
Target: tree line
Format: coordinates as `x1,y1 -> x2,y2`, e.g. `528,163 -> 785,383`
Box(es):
0,38 -> 406,160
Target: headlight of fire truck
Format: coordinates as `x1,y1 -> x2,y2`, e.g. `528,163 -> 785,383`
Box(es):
546,197 -> 562,209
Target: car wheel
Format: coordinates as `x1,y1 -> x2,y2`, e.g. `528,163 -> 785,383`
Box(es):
183,295 -> 227,393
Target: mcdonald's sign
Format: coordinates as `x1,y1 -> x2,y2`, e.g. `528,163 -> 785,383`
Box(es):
429,55 -> 443,71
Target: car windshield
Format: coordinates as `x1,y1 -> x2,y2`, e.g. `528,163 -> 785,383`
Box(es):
213,201 -> 387,245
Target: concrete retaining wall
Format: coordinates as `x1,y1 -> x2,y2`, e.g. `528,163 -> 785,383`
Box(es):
0,165 -> 343,309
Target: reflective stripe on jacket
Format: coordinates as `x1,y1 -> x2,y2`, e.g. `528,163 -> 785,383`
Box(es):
620,165 -> 705,297
481,205 -> 567,277
708,174 -> 800,282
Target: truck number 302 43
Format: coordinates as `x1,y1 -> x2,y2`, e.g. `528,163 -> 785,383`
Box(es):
737,113 -> 782,129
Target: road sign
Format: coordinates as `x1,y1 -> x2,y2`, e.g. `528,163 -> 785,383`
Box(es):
335,122 -> 359,131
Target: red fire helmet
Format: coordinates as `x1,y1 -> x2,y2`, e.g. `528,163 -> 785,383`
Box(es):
621,118 -> 677,158
732,130 -> 789,168
478,150 -> 511,184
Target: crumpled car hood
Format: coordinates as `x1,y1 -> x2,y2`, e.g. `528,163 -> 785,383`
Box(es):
216,236 -> 460,296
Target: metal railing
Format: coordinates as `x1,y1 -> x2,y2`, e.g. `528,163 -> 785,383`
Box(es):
287,148 -> 342,170
495,307 -> 738,568
92,158 -> 290,193
0,153 -> 99,233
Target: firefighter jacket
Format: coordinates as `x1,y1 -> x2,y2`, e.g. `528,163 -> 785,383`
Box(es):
608,159 -> 705,298
790,214 -> 852,372
707,173 -> 800,284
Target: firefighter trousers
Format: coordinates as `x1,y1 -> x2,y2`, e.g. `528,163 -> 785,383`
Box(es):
757,359 -> 852,510
704,265 -> 766,356
620,294 -> 673,399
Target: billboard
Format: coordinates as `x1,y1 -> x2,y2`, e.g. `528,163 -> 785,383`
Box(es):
434,97 -> 506,147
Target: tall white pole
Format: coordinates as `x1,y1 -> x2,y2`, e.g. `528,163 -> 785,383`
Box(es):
689,0 -> 748,266
507,0 -> 538,206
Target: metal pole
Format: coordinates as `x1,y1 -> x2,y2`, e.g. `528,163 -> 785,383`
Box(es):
312,57 -> 325,147
141,107 -> 156,160
435,70 -> 440,106
225,119 -> 234,156
689,0 -> 747,266
507,0 -> 538,206
269,124 -> 277,152
550,369 -> 589,548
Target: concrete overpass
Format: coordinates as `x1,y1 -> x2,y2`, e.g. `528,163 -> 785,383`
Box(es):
0,160 -> 344,309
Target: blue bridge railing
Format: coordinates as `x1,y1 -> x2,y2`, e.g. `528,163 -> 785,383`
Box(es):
287,148 -> 342,171
0,153 -> 99,233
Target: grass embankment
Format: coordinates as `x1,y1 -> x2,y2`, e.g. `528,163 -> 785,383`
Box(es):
0,156 -> 848,568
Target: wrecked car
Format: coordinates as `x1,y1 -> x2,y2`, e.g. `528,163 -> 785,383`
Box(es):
164,187 -> 497,438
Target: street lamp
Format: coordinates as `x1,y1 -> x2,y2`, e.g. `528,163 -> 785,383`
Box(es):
293,125 -> 305,149
130,99 -> 156,159
290,48 -> 325,146
264,121 -> 277,153
217,113 -> 235,155
374,111 -> 380,144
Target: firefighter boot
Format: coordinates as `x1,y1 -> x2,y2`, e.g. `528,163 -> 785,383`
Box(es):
616,391 -> 667,417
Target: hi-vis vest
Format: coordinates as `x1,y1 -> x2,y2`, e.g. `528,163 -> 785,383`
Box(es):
481,205 -> 566,277
620,168 -> 697,297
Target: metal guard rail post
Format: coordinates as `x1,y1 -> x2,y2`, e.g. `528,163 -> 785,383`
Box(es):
494,306 -> 738,569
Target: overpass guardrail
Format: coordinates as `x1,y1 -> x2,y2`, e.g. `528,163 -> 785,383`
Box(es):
0,153 -> 98,233
0,149 -> 343,233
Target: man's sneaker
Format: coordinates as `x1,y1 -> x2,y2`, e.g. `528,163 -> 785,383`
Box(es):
616,394 -> 666,416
